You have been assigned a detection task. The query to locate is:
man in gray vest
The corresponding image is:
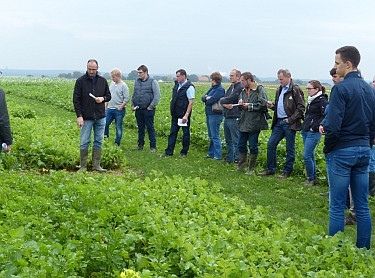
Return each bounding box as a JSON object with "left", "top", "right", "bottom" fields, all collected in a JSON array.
[{"left": 131, "top": 65, "right": 160, "bottom": 152}]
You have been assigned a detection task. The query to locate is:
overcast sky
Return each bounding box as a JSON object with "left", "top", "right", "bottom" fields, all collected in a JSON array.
[{"left": 1, "top": 0, "right": 374, "bottom": 80}]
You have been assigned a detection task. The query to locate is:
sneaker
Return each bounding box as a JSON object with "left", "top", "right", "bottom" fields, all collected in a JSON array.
[
  {"left": 345, "top": 213, "right": 357, "bottom": 225},
  {"left": 320, "top": 192, "right": 329, "bottom": 196},
  {"left": 114, "top": 142, "right": 119, "bottom": 147},
  {"left": 258, "top": 169, "right": 275, "bottom": 176},
  {"left": 202, "top": 155, "right": 213, "bottom": 159},
  {"left": 301, "top": 178, "right": 316, "bottom": 186},
  {"left": 179, "top": 153, "right": 187, "bottom": 158},
  {"left": 234, "top": 159, "right": 239, "bottom": 164},
  {"left": 277, "top": 172, "right": 291, "bottom": 178},
  {"left": 150, "top": 148, "right": 156, "bottom": 153},
  {"left": 213, "top": 157, "right": 221, "bottom": 160},
  {"left": 132, "top": 145, "right": 144, "bottom": 151},
  {"left": 159, "top": 152, "right": 172, "bottom": 157}
]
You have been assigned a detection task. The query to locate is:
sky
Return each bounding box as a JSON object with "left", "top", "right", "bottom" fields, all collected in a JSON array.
[{"left": 1, "top": 0, "right": 375, "bottom": 81}]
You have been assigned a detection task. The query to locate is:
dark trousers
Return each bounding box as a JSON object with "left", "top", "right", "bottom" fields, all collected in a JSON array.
[{"left": 165, "top": 116, "right": 190, "bottom": 155}]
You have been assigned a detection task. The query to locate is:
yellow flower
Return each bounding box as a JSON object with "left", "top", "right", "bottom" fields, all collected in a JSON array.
[{"left": 119, "top": 269, "right": 140, "bottom": 278}]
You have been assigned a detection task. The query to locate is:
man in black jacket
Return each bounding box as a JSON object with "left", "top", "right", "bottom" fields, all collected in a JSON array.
[
  {"left": 220, "top": 69, "right": 243, "bottom": 164},
  {"left": 160, "top": 69, "right": 194, "bottom": 158},
  {"left": 73, "top": 59, "right": 111, "bottom": 172},
  {"left": 0, "top": 88, "right": 12, "bottom": 154}
]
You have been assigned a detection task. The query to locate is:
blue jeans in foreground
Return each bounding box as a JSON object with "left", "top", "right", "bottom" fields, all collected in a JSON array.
[
  {"left": 326, "top": 146, "right": 372, "bottom": 249},
  {"left": 80, "top": 117, "right": 106, "bottom": 150},
  {"left": 104, "top": 108, "right": 126, "bottom": 145},
  {"left": 266, "top": 119, "right": 296, "bottom": 173},
  {"left": 302, "top": 130, "right": 322, "bottom": 180},
  {"left": 223, "top": 118, "right": 239, "bottom": 162},
  {"left": 135, "top": 109, "right": 156, "bottom": 148},
  {"left": 206, "top": 114, "right": 223, "bottom": 159},
  {"left": 238, "top": 131, "right": 261, "bottom": 155},
  {"left": 165, "top": 116, "right": 190, "bottom": 155}
]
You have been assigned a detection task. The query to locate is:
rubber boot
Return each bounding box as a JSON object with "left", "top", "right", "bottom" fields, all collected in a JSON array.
[
  {"left": 77, "top": 149, "right": 88, "bottom": 172},
  {"left": 245, "top": 154, "right": 258, "bottom": 175},
  {"left": 237, "top": 153, "right": 248, "bottom": 171},
  {"left": 92, "top": 148, "right": 107, "bottom": 172},
  {"left": 369, "top": 172, "right": 375, "bottom": 196}
]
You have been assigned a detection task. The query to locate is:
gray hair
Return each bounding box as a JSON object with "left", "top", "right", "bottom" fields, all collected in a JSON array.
[{"left": 277, "top": 68, "right": 291, "bottom": 77}]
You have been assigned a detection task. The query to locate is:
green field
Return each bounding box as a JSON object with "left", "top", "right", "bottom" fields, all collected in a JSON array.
[{"left": 0, "top": 77, "right": 374, "bottom": 277}]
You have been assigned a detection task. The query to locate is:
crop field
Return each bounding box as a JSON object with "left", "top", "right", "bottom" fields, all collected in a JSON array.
[{"left": 0, "top": 77, "right": 374, "bottom": 277}]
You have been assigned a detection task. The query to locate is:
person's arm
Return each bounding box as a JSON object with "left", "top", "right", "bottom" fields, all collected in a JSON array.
[
  {"left": 118, "top": 82, "right": 130, "bottom": 110},
  {"left": 244, "top": 86, "right": 268, "bottom": 112},
  {"left": 205, "top": 87, "right": 225, "bottom": 105},
  {"left": 288, "top": 86, "right": 305, "bottom": 124},
  {"left": 0, "top": 89, "right": 12, "bottom": 147},
  {"left": 149, "top": 80, "right": 160, "bottom": 109}
]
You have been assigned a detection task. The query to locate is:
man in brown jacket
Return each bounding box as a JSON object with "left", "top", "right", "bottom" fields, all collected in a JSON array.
[{"left": 258, "top": 68, "right": 305, "bottom": 178}]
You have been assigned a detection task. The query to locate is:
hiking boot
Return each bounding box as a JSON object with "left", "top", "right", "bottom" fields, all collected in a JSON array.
[
  {"left": 301, "top": 178, "right": 316, "bottom": 186},
  {"left": 132, "top": 145, "right": 144, "bottom": 151},
  {"left": 277, "top": 172, "right": 291, "bottom": 178},
  {"left": 258, "top": 169, "right": 275, "bottom": 176}
]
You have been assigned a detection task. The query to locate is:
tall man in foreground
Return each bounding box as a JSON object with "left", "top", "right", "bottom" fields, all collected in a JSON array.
[
  {"left": 0, "top": 88, "right": 12, "bottom": 154},
  {"left": 323, "top": 46, "right": 374, "bottom": 249},
  {"left": 160, "top": 69, "right": 195, "bottom": 158},
  {"left": 258, "top": 69, "right": 305, "bottom": 178},
  {"left": 73, "top": 59, "right": 111, "bottom": 172},
  {"left": 131, "top": 65, "right": 160, "bottom": 152},
  {"left": 220, "top": 69, "right": 244, "bottom": 164}
]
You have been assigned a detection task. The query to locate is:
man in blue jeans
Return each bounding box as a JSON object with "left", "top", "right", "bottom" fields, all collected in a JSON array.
[
  {"left": 322, "top": 46, "right": 375, "bottom": 249},
  {"left": 131, "top": 65, "right": 160, "bottom": 152},
  {"left": 258, "top": 69, "right": 305, "bottom": 178},
  {"left": 73, "top": 59, "right": 111, "bottom": 172},
  {"left": 104, "top": 68, "right": 130, "bottom": 147}
]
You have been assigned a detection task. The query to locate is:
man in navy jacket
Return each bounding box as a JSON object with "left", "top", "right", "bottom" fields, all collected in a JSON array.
[{"left": 322, "top": 46, "right": 375, "bottom": 249}]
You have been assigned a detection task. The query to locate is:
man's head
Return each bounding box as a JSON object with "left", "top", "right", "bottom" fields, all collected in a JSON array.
[
  {"left": 176, "top": 69, "right": 187, "bottom": 84},
  {"left": 87, "top": 59, "right": 99, "bottom": 78},
  {"left": 137, "top": 65, "right": 149, "bottom": 81},
  {"left": 334, "top": 46, "right": 360, "bottom": 78},
  {"left": 277, "top": 68, "right": 291, "bottom": 87},
  {"left": 229, "top": 69, "right": 241, "bottom": 84},
  {"left": 372, "top": 75, "right": 375, "bottom": 90},
  {"left": 240, "top": 72, "right": 254, "bottom": 89},
  {"left": 210, "top": 72, "right": 222, "bottom": 85},
  {"left": 110, "top": 68, "right": 122, "bottom": 83},
  {"left": 329, "top": 68, "right": 342, "bottom": 85}
]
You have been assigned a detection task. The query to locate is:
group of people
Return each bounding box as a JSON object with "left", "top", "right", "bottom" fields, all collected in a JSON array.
[{"left": 2, "top": 45, "right": 373, "bottom": 249}]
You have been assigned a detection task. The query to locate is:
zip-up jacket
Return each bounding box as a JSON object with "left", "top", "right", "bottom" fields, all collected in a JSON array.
[
  {"left": 220, "top": 81, "right": 243, "bottom": 119},
  {"left": 170, "top": 80, "right": 194, "bottom": 118},
  {"left": 301, "top": 94, "right": 328, "bottom": 132},
  {"left": 73, "top": 72, "right": 111, "bottom": 120}
]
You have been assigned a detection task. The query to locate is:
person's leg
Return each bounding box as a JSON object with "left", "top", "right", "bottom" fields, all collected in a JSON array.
[
  {"left": 114, "top": 108, "right": 126, "bottom": 145},
  {"left": 104, "top": 109, "right": 115, "bottom": 138},
  {"left": 92, "top": 117, "right": 106, "bottom": 149},
  {"left": 80, "top": 120, "right": 94, "bottom": 150},
  {"left": 283, "top": 121, "right": 296, "bottom": 174},
  {"left": 181, "top": 119, "right": 190, "bottom": 155},
  {"left": 165, "top": 117, "right": 179, "bottom": 155},
  {"left": 237, "top": 132, "right": 248, "bottom": 171},
  {"left": 266, "top": 121, "right": 285, "bottom": 173},
  {"left": 209, "top": 114, "right": 223, "bottom": 159},
  {"left": 302, "top": 131, "right": 321, "bottom": 180},
  {"left": 206, "top": 115, "right": 214, "bottom": 157},
  {"left": 144, "top": 109, "right": 156, "bottom": 149},
  {"left": 248, "top": 131, "right": 260, "bottom": 155},
  {"left": 223, "top": 119, "right": 233, "bottom": 162},
  {"left": 327, "top": 148, "right": 353, "bottom": 238},
  {"left": 135, "top": 109, "right": 145, "bottom": 148},
  {"left": 369, "top": 146, "right": 375, "bottom": 196},
  {"left": 228, "top": 118, "right": 239, "bottom": 162},
  {"left": 350, "top": 146, "right": 371, "bottom": 249}
]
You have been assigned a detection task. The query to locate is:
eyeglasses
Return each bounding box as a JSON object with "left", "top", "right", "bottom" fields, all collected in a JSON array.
[{"left": 306, "top": 88, "right": 315, "bottom": 91}]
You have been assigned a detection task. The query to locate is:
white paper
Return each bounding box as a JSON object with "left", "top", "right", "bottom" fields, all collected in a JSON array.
[
  {"left": 232, "top": 103, "right": 241, "bottom": 107},
  {"left": 178, "top": 118, "right": 188, "bottom": 126},
  {"left": 89, "top": 93, "right": 96, "bottom": 99}
]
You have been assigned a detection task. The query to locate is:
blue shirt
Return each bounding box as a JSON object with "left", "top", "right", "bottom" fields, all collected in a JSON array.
[
  {"left": 277, "top": 84, "right": 289, "bottom": 118},
  {"left": 178, "top": 80, "right": 195, "bottom": 99}
]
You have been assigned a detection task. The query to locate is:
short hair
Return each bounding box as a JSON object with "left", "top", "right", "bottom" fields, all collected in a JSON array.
[
  {"left": 335, "top": 46, "right": 361, "bottom": 69},
  {"left": 137, "top": 65, "right": 148, "bottom": 73},
  {"left": 210, "top": 71, "right": 222, "bottom": 83},
  {"left": 329, "top": 68, "right": 337, "bottom": 76},
  {"left": 176, "top": 69, "right": 187, "bottom": 77},
  {"left": 231, "top": 69, "right": 241, "bottom": 78},
  {"left": 241, "top": 72, "right": 254, "bottom": 82},
  {"left": 87, "top": 59, "right": 98, "bottom": 67},
  {"left": 277, "top": 68, "right": 291, "bottom": 77},
  {"left": 308, "top": 80, "right": 326, "bottom": 94},
  {"left": 111, "top": 68, "right": 122, "bottom": 77}
]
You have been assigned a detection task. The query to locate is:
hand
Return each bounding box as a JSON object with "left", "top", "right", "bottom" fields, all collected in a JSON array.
[
  {"left": 77, "top": 116, "right": 84, "bottom": 128},
  {"left": 95, "top": 97, "right": 104, "bottom": 103},
  {"left": 224, "top": 104, "right": 233, "bottom": 109},
  {"left": 147, "top": 106, "right": 153, "bottom": 110},
  {"left": 206, "top": 96, "right": 211, "bottom": 100},
  {"left": 283, "top": 118, "right": 289, "bottom": 123},
  {"left": 3, "top": 145, "right": 11, "bottom": 153},
  {"left": 319, "top": 125, "right": 326, "bottom": 135},
  {"left": 266, "top": 101, "right": 273, "bottom": 108}
]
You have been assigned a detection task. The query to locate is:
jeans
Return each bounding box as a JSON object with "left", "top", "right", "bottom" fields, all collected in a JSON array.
[
  {"left": 238, "top": 131, "right": 261, "bottom": 155},
  {"left": 370, "top": 146, "right": 375, "bottom": 172},
  {"left": 135, "top": 109, "right": 156, "bottom": 148},
  {"left": 326, "top": 146, "right": 372, "bottom": 249},
  {"left": 104, "top": 108, "right": 126, "bottom": 145},
  {"left": 266, "top": 119, "right": 296, "bottom": 173},
  {"left": 224, "top": 118, "right": 239, "bottom": 162},
  {"left": 206, "top": 114, "right": 223, "bottom": 159},
  {"left": 301, "top": 130, "right": 322, "bottom": 180},
  {"left": 165, "top": 116, "right": 190, "bottom": 155},
  {"left": 80, "top": 117, "right": 106, "bottom": 150}
]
